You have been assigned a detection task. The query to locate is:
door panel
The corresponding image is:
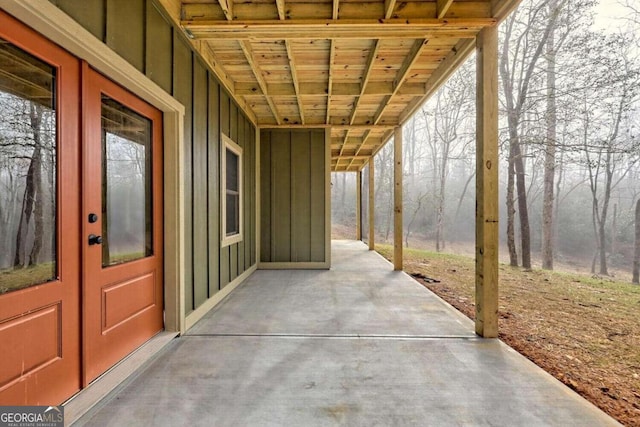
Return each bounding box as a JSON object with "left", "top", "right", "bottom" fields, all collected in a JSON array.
[
  {"left": 0, "top": 11, "right": 81, "bottom": 405},
  {"left": 82, "top": 67, "right": 164, "bottom": 384}
]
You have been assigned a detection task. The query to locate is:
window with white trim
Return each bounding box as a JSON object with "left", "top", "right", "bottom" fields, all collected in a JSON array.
[{"left": 221, "top": 134, "right": 243, "bottom": 246}]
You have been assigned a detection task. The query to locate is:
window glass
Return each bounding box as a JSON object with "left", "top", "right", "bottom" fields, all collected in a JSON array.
[
  {"left": 101, "top": 96, "right": 153, "bottom": 266},
  {"left": 222, "top": 135, "right": 242, "bottom": 245},
  {"left": 0, "top": 37, "right": 57, "bottom": 294},
  {"left": 225, "top": 148, "right": 240, "bottom": 236}
]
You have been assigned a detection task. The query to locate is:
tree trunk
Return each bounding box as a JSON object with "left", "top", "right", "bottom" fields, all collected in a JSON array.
[
  {"left": 542, "top": 22, "right": 556, "bottom": 270},
  {"left": 506, "top": 152, "right": 518, "bottom": 266},
  {"left": 598, "top": 218, "right": 608, "bottom": 275},
  {"left": 28, "top": 105, "right": 44, "bottom": 266},
  {"left": 591, "top": 197, "right": 599, "bottom": 275},
  {"left": 611, "top": 203, "right": 617, "bottom": 259},
  {"left": 453, "top": 171, "right": 475, "bottom": 224},
  {"left": 513, "top": 138, "right": 531, "bottom": 269},
  {"left": 597, "top": 160, "right": 614, "bottom": 276},
  {"left": 14, "top": 148, "right": 39, "bottom": 268},
  {"left": 405, "top": 194, "right": 424, "bottom": 248},
  {"left": 499, "top": 3, "right": 563, "bottom": 270},
  {"left": 633, "top": 200, "right": 640, "bottom": 284}
]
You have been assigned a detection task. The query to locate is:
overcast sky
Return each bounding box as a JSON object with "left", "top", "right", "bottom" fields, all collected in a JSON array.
[{"left": 592, "top": 0, "right": 635, "bottom": 31}]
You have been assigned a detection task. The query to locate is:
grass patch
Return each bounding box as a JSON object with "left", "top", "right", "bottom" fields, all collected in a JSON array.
[
  {"left": 109, "top": 251, "right": 145, "bottom": 265},
  {"left": 376, "top": 244, "right": 640, "bottom": 426},
  {"left": 0, "top": 262, "right": 56, "bottom": 294}
]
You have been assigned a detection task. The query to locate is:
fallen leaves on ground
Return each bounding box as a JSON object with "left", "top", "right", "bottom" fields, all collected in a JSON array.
[{"left": 376, "top": 244, "right": 640, "bottom": 427}]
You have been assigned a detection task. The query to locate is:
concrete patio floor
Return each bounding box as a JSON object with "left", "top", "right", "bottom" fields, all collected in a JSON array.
[{"left": 74, "top": 240, "right": 620, "bottom": 426}]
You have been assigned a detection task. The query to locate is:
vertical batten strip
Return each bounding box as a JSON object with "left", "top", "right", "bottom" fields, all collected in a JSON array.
[
  {"left": 356, "top": 171, "right": 362, "bottom": 240},
  {"left": 393, "top": 126, "right": 403, "bottom": 271},
  {"left": 368, "top": 159, "right": 375, "bottom": 251},
  {"left": 475, "top": 26, "right": 499, "bottom": 338}
]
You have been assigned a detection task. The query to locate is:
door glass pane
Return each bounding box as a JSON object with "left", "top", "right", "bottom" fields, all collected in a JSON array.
[
  {"left": 0, "top": 38, "right": 57, "bottom": 294},
  {"left": 101, "top": 96, "right": 152, "bottom": 267}
]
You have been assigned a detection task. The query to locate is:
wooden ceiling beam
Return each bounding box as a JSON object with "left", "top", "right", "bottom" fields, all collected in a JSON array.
[
  {"left": 326, "top": 40, "right": 336, "bottom": 124},
  {"left": 198, "top": 41, "right": 236, "bottom": 93},
  {"left": 236, "top": 81, "right": 427, "bottom": 97},
  {"left": 384, "top": 0, "right": 397, "bottom": 19},
  {"left": 260, "top": 124, "right": 395, "bottom": 130},
  {"left": 398, "top": 38, "right": 475, "bottom": 124},
  {"left": 437, "top": 0, "right": 455, "bottom": 19},
  {"left": 181, "top": 18, "right": 495, "bottom": 40},
  {"left": 239, "top": 40, "right": 282, "bottom": 125},
  {"left": 182, "top": 2, "right": 495, "bottom": 21},
  {"left": 345, "top": 38, "right": 380, "bottom": 166},
  {"left": 345, "top": 39, "right": 381, "bottom": 169},
  {"left": 349, "top": 39, "right": 381, "bottom": 125},
  {"left": 373, "top": 38, "right": 429, "bottom": 126},
  {"left": 217, "top": 0, "right": 233, "bottom": 21},
  {"left": 285, "top": 41, "right": 305, "bottom": 124},
  {"left": 346, "top": 129, "right": 372, "bottom": 170},
  {"left": 275, "top": 0, "right": 286, "bottom": 20},
  {"left": 338, "top": 155, "right": 374, "bottom": 160},
  {"left": 347, "top": 37, "right": 428, "bottom": 168}
]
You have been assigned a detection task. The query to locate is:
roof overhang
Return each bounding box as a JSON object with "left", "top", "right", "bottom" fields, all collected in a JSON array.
[{"left": 156, "top": 0, "right": 521, "bottom": 171}]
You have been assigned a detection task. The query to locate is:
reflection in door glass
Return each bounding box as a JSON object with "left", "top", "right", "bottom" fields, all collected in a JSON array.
[
  {"left": 0, "top": 38, "right": 56, "bottom": 294},
  {"left": 101, "top": 96, "right": 153, "bottom": 267}
]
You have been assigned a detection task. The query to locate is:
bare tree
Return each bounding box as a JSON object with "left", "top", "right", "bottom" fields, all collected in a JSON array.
[
  {"left": 421, "top": 62, "right": 474, "bottom": 251},
  {"left": 500, "top": 0, "right": 569, "bottom": 269},
  {"left": 577, "top": 32, "right": 640, "bottom": 275},
  {"left": 633, "top": 199, "right": 640, "bottom": 284}
]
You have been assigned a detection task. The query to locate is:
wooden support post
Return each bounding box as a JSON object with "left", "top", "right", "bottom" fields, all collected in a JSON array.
[
  {"left": 475, "top": 26, "right": 499, "bottom": 338},
  {"left": 356, "top": 171, "right": 362, "bottom": 240},
  {"left": 393, "top": 126, "right": 403, "bottom": 271},
  {"left": 368, "top": 159, "right": 375, "bottom": 250}
]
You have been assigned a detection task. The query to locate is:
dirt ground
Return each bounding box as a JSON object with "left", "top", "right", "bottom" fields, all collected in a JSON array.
[{"left": 375, "top": 244, "right": 640, "bottom": 427}]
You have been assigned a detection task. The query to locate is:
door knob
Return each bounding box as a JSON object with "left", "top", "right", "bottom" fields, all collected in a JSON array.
[
  {"left": 88, "top": 234, "right": 103, "bottom": 245},
  {"left": 88, "top": 213, "right": 98, "bottom": 223}
]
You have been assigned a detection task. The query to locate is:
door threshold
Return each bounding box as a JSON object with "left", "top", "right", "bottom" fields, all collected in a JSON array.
[{"left": 63, "top": 331, "right": 178, "bottom": 426}]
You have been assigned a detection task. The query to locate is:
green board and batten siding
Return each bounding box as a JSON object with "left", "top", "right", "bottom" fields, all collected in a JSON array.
[
  {"left": 49, "top": 0, "right": 257, "bottom": 315},
  {"left": 260, "top": 129, "right": 330, "bottom": 268}
]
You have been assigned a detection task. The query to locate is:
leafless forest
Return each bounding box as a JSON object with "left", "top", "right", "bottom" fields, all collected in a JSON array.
[{"left": 332, "top": 0, "right": 640, "bottom": 282}]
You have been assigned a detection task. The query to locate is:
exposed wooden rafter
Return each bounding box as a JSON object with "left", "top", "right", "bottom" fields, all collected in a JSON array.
[
  {"left": 384, "top": 0, "right": 397, "bottom": 18},
  {"left": 261, "top": 124, "right": 395, "bottom": 130},
  {"left": 236, "top": 81, "right": 427, "bottom": 97},
  {"left": 398, "top": 38, "right": 476, "bottom": 124},
  {"left": 285, "top": 41, "right": 305, "bottom": 124},
  {"left": 347, "top": 38, "right": 427, "bottom": 170},
  {"left": 373, "top": 38, "right": 429, "bottom": 126},
  {"left": 239, "top": 40, "right": 282, "bottom": 125},
  {"left": 170, "top": 0, "right": 521, "bottom": 171},
  {"left": 275, "top": 0, "right": 286, "bottom": 20},
  {"left": 349, "top": 40, "right": 381, "bottom": 126},
  {"left": 437, "top": 0, "right": 456, "bottom": 18},
  {"left": 181, "top": 1, "right": 494, "bottom": 21},
  {"left": 326, "top": 41, "right": 336, "bottom": 124},
  {"left": 344, "top": 40, "right": 381, "bottom": 170},
  {"left": 181, "top": 18, "right": 496, "bottom": 40},
  {"left": 217, "top": 0, "right": 233, "bottom": 21},
  {"left": 346, "top": 129, "right": 372, "bottom": 170}
]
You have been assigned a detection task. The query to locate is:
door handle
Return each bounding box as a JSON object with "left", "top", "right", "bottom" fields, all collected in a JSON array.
[{"left": 88, "top": 234, "right": 103, "bottom": 245}]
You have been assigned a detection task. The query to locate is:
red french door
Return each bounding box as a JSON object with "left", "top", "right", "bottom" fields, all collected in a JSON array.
[
  {"left": 0, "top": 11, "right": 82, "bottom": 404},
  {"left": 82, "top": 66, "right": 164, "bottom": 384},
  {"left": 0, "top": 11, "right": 164, "bottom": 404}
]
